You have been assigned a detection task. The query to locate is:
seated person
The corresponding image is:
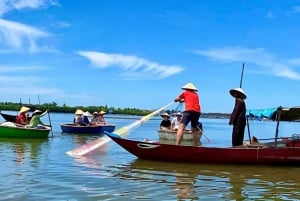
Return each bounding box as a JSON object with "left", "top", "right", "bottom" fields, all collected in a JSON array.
[
  {"left": 82, "top": 111, "right": 92, "bottom": 126},
  {"left": 16, "top": 106, "right": 30, "bottom": 125},
  {"left": 98, "top": 111, "right": 106, "bottom": 124},
  {"left": 171, "top": 112, "right": 182, "bottom": 131},
  {"left": 27, "top": 110, "right": 47, "bottom": 128},
  {"left": 160, "top": 112, "right": 171, "bottom": 131},
  {"left": 74, "top": 109, "right": 85, "bottom": 126},
  {"left": 91, "top": 111, "right": 100, "bottom": 124}
]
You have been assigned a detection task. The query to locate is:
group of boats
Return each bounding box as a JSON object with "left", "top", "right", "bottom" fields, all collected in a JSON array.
[
  {"left": 2, "top": 105, "right": 300, "bottom": 166},
  {"left": 0, "top": 111, "right": 116, "bottom": 138}
]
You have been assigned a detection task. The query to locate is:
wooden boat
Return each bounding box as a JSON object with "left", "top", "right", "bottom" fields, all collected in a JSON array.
[
  {"left": 104, "top": 106, "right": 300, "bottom": 166},
  {"left": 157, "top": 129, "right": 202, "bottom": 141},
  {"left": 0, "top": 122, "right": 50, "bottom": 138},
  {"left": 60, "top": 123, "right": 115, "bottom": 134},
  {"left": 0, "top": 111, "right": 32, "bottom": 122}
]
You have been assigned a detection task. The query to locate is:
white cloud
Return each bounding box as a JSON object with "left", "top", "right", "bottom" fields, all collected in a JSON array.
[
  {"left": 0, "top": 18, "right": 52, "bottom": 52},
  {"left": 293, "top": 6, "right": 300, "bottom": 13},
  {"left": 0, "top": 0, "right": 60, "bottom": 16},
  {"left": 76, "top": 51, "right": 185, "bottom": 80},
  {"left": 194, "top": 46, "right": 300, "bottom": 80},
  {"left": 265, "top": 11, "right": 274, "bottom": 18}
]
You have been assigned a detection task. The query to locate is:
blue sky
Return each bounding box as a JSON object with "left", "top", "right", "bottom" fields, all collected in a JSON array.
[{"left": 1, "top": 0, "right": 300, "bottom": 113}]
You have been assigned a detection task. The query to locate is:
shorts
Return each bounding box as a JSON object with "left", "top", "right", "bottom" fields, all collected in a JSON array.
[{"left": 181, "top": 111, "right": 201, "bottom": 128}]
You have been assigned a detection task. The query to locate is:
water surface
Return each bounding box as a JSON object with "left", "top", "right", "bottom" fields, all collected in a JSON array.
[{"left": 0, "top": 113, "right": 300, "bottom": 200}]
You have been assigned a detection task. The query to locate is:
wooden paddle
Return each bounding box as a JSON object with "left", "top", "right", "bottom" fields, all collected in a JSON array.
[{"left": 66, "top": 101, "right": 175, "bottom": 157}]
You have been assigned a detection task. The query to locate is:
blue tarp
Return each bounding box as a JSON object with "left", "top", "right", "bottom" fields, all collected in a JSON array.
[{"left": 246, "top": 107, "right": 277, "bottom": 119}]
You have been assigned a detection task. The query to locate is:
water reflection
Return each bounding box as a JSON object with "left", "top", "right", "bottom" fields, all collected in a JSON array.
[
  {"left": 111, "top": 159, "right": 300, "bottom": 200},
  {"left": 0, "top": 138, "right": 48, "bottom": 166}
]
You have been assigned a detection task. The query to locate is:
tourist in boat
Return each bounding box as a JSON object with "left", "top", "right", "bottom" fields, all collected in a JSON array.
[
  {"left": 82, "top": 111, "right": 92, "bottom": 125},
  {"left": 229, "top": 87, "right": 247, "bottom": 146},
  {"left": 74, "top": 109, "right": 85, "bottom": 125},
  {"left": 91, "top": 111, "right": 100, "bottom": 124},
  {"left": 27, "top": 110, "right": 48, "bottom": 128},
  {"left": 174, "top": 82, "right": 201, "bottom": 146},
  {"left": 99, "top": 110, "right": 106, "bottom": 124},
  {"left": 171, "top": 112, "right": 182, "bottom": 131},
  {"left": 16, "top": 106, "right": 30, "bottom": 125},
  {"left": 160, "top": 112, "right": 171, "bottom": 131}
]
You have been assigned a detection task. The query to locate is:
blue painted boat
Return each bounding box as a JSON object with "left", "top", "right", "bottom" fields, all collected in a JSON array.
[{"left": 60, "top": 123, "right": 115, "bottom": 134}]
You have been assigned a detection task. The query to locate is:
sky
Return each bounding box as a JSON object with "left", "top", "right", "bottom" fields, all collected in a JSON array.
[{"left": 1, "top": 0, "right": 300, "bottom": 113}]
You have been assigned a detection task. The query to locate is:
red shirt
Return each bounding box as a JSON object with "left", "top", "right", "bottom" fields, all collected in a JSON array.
[
  {"left": 178, "top": 90, "right": 201, "bottom": 112},
  {"left": 16, "top": 113, "right": 28, "bottom": 124}
]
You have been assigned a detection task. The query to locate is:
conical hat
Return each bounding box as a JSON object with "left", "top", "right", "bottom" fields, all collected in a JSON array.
[
  {"left": 19, "top": 106, "right": 30, "bottom": 113},
  {"left": 229, "top": 88, "right": 247, "bottom": 99},
  {"left": 75, "top": 109, "right": 84, "bottom": 115},
  {"left": 181, "top": 83, "right": 198, "bottom": 91},
  {"left": 83, "top": 111, "right": 92, "bottom": 117},
  {"left": 99, "top": 111, "right": 106, "bottom": 115},
  {"left": 32, "top": 109, "right": 42, "bottom": 115}
]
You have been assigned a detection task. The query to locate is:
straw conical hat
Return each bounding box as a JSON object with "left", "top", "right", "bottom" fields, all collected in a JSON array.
[
  {"left": 181, "top": 83, "right": 198, "bottom": 91},
  {"left": 229, "top": 87, "right": 247, "bottom": 99},
  {"left": 99, "top": 111, "right": 106, "bottom": 115},
  {"left": 75, "top": 109, "right": 84, "bottom": 115},
  {"left": 19, "top": 106, "right": 30, "bottom": 113}
]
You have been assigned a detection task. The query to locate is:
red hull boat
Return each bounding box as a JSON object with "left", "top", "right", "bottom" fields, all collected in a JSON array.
[
  {"left": 105, "top": 106, "right": 300, "bottom": 166},
  {"left": 105, "top": 132, "right": 300, "bottom": 165}
]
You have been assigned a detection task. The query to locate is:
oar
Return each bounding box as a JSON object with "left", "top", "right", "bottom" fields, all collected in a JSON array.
[{"left": 66, "top": 101, "right": 175, "bottom": 157}]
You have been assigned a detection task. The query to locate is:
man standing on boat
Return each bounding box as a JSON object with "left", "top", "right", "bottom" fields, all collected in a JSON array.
[
  {"left": 229, "top": 88, "right": 247, "bottom": 146},
  {"left": 174, "top": 83, "right": 201, "bottom": 146}
]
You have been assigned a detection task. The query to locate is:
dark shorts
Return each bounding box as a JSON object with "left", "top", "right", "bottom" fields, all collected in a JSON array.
[{"left": 181, "top": 111, "right": 201, "bottom": 128}]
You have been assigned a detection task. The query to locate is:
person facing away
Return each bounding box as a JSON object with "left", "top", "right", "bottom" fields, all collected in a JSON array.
[
  {"left": 160, "top": 112, "right": 171, "bottom": 131},
  {"left": 16, "top": 106, "right": 30, "bottom": 125},
  {"left": 82, "top": 111, "right": 92, "bottom": 126},
  {"left": 229, "top": 87, "right": 247, "bottom": 146},
  {"left": 174, "top": 82, "right": 201, "bottom": 146},
  {"left": 28, "top": 110, "right": 47, "bottom": 128},
  {"left": 171, "top": 112, "right": 182, "bottom": 131}
]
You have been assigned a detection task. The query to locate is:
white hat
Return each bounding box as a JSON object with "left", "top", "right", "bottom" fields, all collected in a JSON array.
[
  {"left": 230, "top": 88, "right": 247, "bottom": 99},
  {"left": 160, "top": 112, "right": 170, "bottom": 118},
  {"left": 32, "top": 109, "right": 42, "bottom": 115},
  {"left": 175, "top": 112, "right": 182, "bottom": 116},
  {"left": 83, "top": 111, "right": 92, "bottom": 117},
  {"left": 181, "top": 83, "right": 198, "bottom": 91}
]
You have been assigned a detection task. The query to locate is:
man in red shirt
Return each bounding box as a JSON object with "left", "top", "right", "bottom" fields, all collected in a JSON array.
[{"left": 174, "top": 83, "right": 201, "bottom": 146}]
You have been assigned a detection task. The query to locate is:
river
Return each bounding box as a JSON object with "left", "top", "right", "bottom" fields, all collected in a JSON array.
[{"left": 0, "top": 112, "right": 300, "bottom": 200}]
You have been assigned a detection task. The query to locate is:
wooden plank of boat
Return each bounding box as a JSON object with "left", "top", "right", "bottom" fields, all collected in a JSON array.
[
  {"left": 157, "top": 129, "right": 202, "bottom": 141},
  {"left": 60, "top": 123, "right": 115, "bottom": 134},
  {"left": 0, "top": 122, "right": 50, "bottom": 138},
  {"left": 105, "top": 132, "right": 300, "bottom": 165}
]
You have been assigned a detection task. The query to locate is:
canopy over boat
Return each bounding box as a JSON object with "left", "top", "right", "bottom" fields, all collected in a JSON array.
[{"left": 246, "top": 106, "right": 300, "bottom": 121}]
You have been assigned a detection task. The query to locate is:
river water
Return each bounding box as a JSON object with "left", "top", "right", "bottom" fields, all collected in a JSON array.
[{"left": 0, "top": 112, "right": 300, "bottom": 200}]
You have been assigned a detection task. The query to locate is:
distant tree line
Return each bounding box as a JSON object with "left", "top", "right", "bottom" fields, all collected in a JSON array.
[{"left": 0, "top": 101, "right": 230, "bottom": 118}]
